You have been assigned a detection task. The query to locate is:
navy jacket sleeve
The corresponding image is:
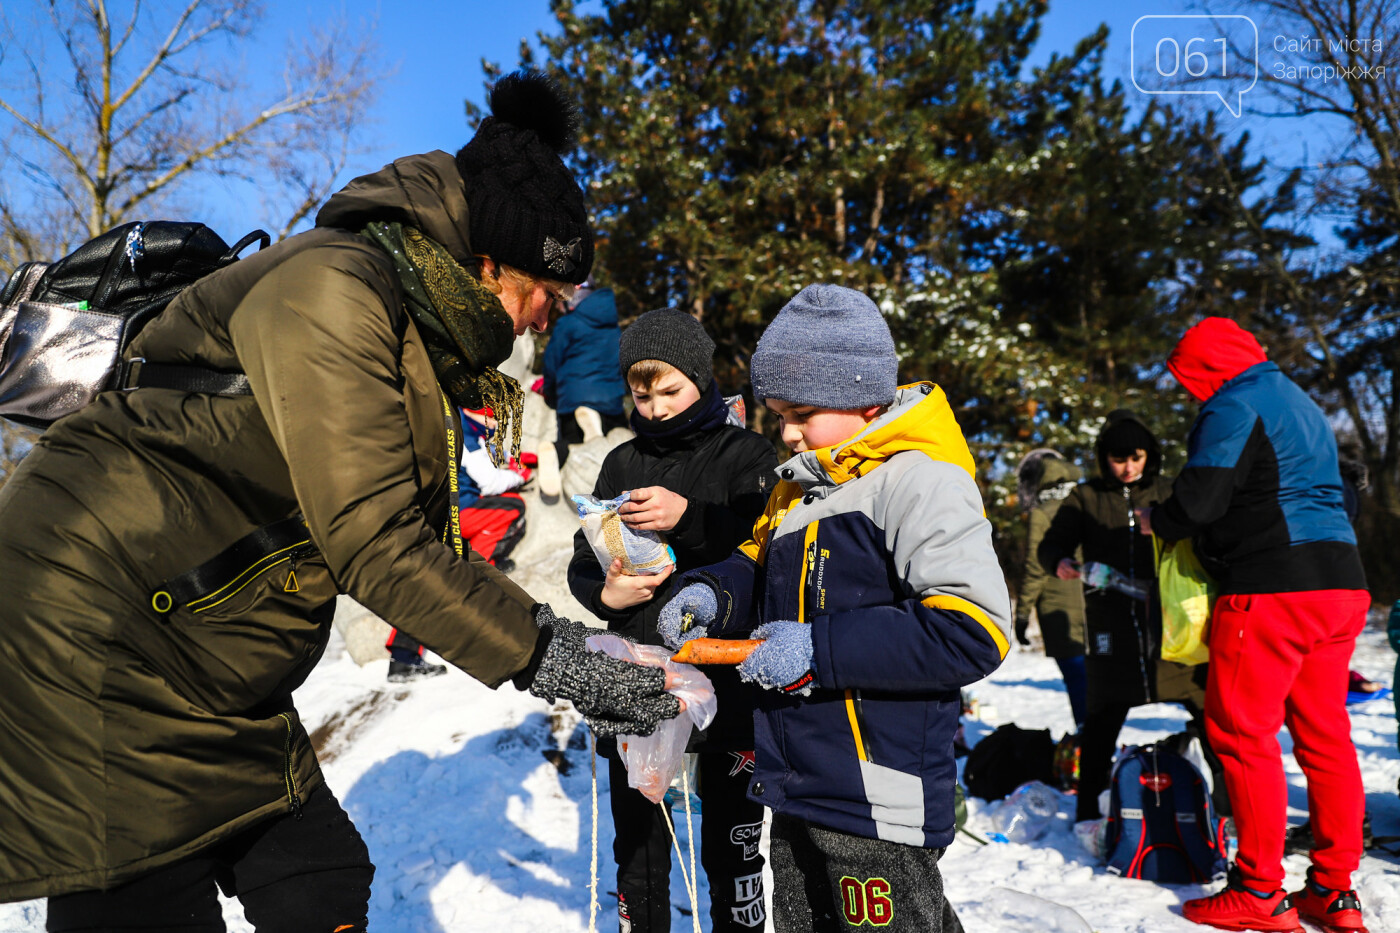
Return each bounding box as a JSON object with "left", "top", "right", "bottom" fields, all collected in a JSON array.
[
  {"left": 808, "top": 457, "right": 1010, "bottom": 693},
  {"left": 672, "top": 550, "right": 763, "bottom": 638},
  {"left": 668, "top": 482, "right": 788, "bottom": 638}
]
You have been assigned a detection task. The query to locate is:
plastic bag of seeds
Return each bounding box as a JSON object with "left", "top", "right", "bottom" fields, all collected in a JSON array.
[{"left": 572, "top": 491, "right": 676, "bottom": 575}]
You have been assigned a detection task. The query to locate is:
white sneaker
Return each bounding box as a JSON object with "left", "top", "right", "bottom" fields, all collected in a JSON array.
[
  {"left": 537, "top": 443, "right": 561, "bottom": 498},
  {"left": 574, "top": 406, "right": 603, "bottom": 442}
]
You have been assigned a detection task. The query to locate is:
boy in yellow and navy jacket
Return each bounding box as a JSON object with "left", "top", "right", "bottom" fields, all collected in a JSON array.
[{"left": 658, "top": 284, "right": 1010, "bottom": 933}]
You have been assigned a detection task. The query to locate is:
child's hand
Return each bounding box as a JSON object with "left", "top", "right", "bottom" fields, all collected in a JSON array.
[
  {"left": 737, "top": 621, "right": 815, "bottom": 695},
  {"left": 657, "top": 583, "right": 718, "bottom": 649},
  {"left": 619, "top": 486, "right": 688, "bottom": 532},
  {"left": 600, "top": 558, "right": 674, "bottom": 610}
]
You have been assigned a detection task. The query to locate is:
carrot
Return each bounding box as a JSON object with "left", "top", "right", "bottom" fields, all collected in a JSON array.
[{"left": 670, "top": 638, "right": 764, "bottom": 665}]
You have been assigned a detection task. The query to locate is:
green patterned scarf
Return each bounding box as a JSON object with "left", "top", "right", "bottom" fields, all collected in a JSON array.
[{"left": 361, "top": 222, "right": 523, "bottom": 464}]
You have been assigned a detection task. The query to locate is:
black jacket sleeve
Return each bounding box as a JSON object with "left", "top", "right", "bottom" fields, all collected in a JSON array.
[
  {"left": 667, "top": 434, "right": 778, "bottom": 564},
  {"left": 1152, "top": 399, "right": 1260, "bottom": 543},
  {"left": 1037, "top": 486, "right": 1086, "bottom": 577}
]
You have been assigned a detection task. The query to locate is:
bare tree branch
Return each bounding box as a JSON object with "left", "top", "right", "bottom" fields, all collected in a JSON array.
[{"left": 0, "top": 0, "right": 381, "bottom": 256}]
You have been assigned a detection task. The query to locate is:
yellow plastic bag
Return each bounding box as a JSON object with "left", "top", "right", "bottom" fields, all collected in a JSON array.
[{"left": 1154, "top": 536, "right": 1215, "bottom": 665}]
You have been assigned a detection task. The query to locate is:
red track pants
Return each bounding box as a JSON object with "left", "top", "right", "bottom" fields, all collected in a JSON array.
[{"left": 1205, "top": 588, "right": 1369, "bottom": 891}]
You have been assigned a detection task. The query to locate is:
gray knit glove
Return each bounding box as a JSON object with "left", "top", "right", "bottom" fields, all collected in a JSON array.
[
  {"left": 657, "top": 582, "right": 719, "bottom": 650},
  {"left": 737, "top": 621, "right": 816, "bottom": 696},
  {"left": 528, "top": 606, "right": 682, "bottom": 738}
]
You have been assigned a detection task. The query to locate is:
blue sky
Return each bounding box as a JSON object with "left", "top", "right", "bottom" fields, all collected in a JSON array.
[{"left": 187, "top": 1, "right": 1353, "bottom": 243}]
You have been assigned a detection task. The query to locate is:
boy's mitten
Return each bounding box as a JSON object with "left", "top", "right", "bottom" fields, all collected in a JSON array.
[
  {"left": 529, "top": 606, "right": 681, "bottom": 737},
  {"left": 657, "top": 582, "right": 718, "bottom": 649},
  {"left": 737, "top": 621, "right": 815, "bottom": 696}
]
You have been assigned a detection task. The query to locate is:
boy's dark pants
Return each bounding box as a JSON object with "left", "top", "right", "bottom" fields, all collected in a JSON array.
[
  {"left": 47, "top": 785, "right": 373, "bottom": 933},
  {"left": 768, "top": 812, "right": 961, "bottom": 933},
  {"left": 610, "top": 750, "right": 766, "bottom": 932},
  {"left": 1075, "top": 661, "right": 1227, "bottom": 822}
]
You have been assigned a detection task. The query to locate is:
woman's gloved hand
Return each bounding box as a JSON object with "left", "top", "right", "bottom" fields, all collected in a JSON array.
[
  {"left": 1014, "top": 614, "right": 1032, "bottom": 647},
  {"left": 657, "top": 582, "right": 718, "bottom": 649},
  {"left": 528, "top": 606, "right": 681, "bottom": 737},
  {"left": 736, "top": 621, "right": 815, "bottom": 696}
]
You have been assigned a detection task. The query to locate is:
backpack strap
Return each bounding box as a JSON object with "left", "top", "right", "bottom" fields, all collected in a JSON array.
[
  {"left": 219, "top": 229, "right": 271, "bottom": 265},
  {"left": 121, "top": 358, "right": 252, "bottom": 396}
]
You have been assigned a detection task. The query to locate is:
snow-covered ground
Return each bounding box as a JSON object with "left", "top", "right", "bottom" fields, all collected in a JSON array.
[{"left": 3, "top": 480, "right": 1398, "bottom": 932}]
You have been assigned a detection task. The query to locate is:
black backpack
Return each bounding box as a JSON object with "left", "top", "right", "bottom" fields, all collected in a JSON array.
[
  {"left": 0, "top": 220, "right": 267, "bottom": 429},
  {"left": 963, "top": 723, "right": 1056, "bottom": 801}
]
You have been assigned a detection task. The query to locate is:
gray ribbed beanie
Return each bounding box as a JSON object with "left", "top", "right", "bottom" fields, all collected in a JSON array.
[
  {"left": 750, "top": 284, "right": 897, "bottom": 408},
  {"left": 618, "top": 308, "right": 715, "bottom": 389}
]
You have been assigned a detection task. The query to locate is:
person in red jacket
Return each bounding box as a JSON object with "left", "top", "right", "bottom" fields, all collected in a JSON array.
[{"left": 1141, "top": 318, "right": 1370, "bottom": 933}]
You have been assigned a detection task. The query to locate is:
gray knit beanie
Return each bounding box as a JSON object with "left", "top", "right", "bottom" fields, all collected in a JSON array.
[
  {"left": 750, "top": 284, "right": 897, "bottom": 408},
  {"left": 618, "top": 308, "right": 715, "bottom": 389}
]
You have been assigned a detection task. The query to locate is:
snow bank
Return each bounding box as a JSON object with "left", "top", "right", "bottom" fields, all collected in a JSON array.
[{"left": 3, "top": 515, "right": 1397, "bottom": 931}]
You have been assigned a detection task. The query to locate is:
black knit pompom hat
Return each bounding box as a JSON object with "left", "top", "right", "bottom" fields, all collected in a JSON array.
[{"left": 455, "top": 70, "right": 594, "bottom": 284}]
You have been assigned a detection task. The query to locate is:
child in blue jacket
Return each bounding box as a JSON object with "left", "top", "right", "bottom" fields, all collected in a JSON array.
[
  {"left": 541, "top": 285, "right": 628, "bottom": 465},
  {"left": 658, "top": 284, "right": 1011, "bottom": 933}
]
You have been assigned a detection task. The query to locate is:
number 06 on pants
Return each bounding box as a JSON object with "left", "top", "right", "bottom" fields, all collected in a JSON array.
[{"left": 840, "top": 876, "right": 894, "bottom": 926}]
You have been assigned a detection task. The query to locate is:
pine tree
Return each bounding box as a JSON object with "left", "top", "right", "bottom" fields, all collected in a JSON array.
[{"left": 496, "top": 0, "right": 1299, "bottom": 564}]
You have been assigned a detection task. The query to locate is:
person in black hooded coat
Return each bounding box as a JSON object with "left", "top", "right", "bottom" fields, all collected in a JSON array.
[
  {"left": 567, "top": 307, "right": 778, "bottom": 933},
  {"left": 1038, "top": 410, "right": 1222, "bottom": 823}
]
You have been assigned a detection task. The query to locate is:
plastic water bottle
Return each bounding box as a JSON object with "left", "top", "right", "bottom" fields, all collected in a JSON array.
[
  {"left": 994, "top": 781, "right": 1060, "bottom": 843},
  {"left": 1081, "top": 561, "right": 1150, "bottom": 601}
]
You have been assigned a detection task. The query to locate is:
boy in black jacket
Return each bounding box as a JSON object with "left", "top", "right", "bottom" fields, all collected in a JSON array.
[{"left": 567, "top": 308, "right": 778, "bottom": 933}]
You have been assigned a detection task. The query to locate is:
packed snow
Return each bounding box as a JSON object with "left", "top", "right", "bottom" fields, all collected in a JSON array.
[{"left": 2, "top": 485, "right": 1398, "bottom": 932}]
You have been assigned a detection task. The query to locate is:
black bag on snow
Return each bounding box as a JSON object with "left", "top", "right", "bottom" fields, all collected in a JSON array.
[
  {"left": 963, "top": 723, "right": 1056, "bottom": 801},
  {"left": 0, "top": 220, "right": 267, "bottom": 429},
  {"left": 1103, "top": 743, "right": 1227, "bottom": 883}
]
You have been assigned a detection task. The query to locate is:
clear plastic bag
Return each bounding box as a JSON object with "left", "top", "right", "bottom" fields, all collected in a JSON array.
[
  {"left": 662, "top": 752, "right": 703, "bottom": 813},
  {"left": 993, "top": 780, "right": 1060, "bottom": 843},
  {"left": 573, "top": 492, "right": 676, "bottom": 575},
  {"left": 586, "top": 633, "right": 717, "bottom": 803}
]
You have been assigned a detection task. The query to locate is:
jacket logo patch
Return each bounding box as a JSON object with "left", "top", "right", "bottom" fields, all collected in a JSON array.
[
  {"left": 1140, "top": 771, "right": 1173, "bottom": 792},
  {"left": 1094, "top": 632, "right": 1112, "bottom": 655},
  {"left": 840, "top": 876, "right": 894, "bottom": 927},
  {"left": 728, "top": 750, "right": 756, "bottom": 777},
  {"left": 730, "top": 821, "right": 763, "bottom": 859},
  {"left": 781, "top": 671, "right": 815, "bottom": 694}
]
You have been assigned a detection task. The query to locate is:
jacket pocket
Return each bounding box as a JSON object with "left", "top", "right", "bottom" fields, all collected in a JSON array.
[
  {"left": 149, "top": 516, "right": 320, "bottom": 617},
  {"left": 145, "top": 517, "right": 337, "bottom": 715},
  {"left": 1206, "top": 593, "right": 1252, "bottom": 659}
]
